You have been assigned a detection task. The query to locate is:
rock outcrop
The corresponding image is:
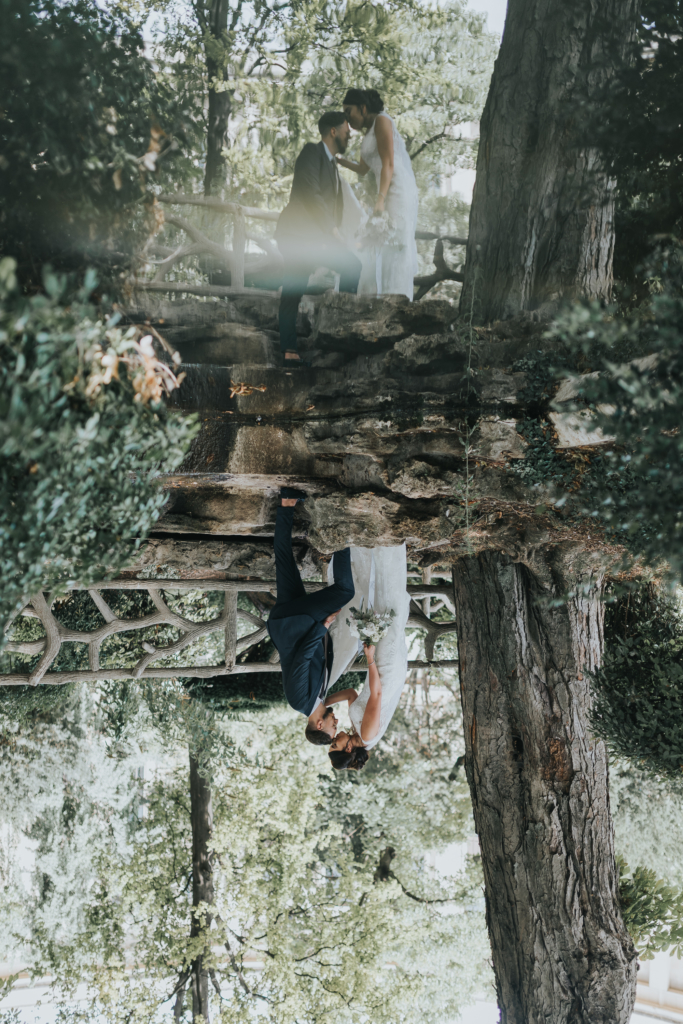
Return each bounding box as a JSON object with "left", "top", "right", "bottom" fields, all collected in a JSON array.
[{"left": 126, "top": 291, "right": 608, "bottom": 562}]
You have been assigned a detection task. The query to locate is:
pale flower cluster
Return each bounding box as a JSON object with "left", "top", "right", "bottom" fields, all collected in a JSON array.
[
  {"left": 81, "top": 326, "right": 185, "bottom": 404},
  {"left": 346, "top": 599, "right": 396, "bottom": 645},
  {"left": 358, "top": 210, "right": 398, "bottom": 250}
]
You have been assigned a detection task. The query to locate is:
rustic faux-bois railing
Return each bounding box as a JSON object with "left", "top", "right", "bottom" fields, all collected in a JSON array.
[
  {"left": 139, "top": 193, "right": 466, "bottom": 301},
  {"left": 2, "top": 578, "right": 458, "bottom": 687}
]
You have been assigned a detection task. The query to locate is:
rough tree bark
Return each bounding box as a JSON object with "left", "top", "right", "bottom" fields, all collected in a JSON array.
[
  {"left": 189, "top": 753, "right": 214, "bottom": 1021},
  {"left": 460, "top": 0, "right": 639, "bottom": 322},
  {"left": 202, "top": 0, "right": 231, "bottom": 196},
  {"left": 452, "top": 549, "right": 637, "bottom": 1024}
]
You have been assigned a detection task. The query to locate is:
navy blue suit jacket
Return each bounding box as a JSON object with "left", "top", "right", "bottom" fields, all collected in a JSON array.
[
  {"left": 267, "top": 614, "right": 335, "bottom": 716},
  {"left": 275, "top": 141, "right": 343, "bottom": 244}
]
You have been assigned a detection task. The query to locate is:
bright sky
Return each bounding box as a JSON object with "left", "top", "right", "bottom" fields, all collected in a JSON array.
[{"left": 466, "top": 0, "right": 508, "bottom": 38}]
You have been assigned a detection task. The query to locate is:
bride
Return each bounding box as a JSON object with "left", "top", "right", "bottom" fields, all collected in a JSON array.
[
  {"left": 337, "top": 88, "right": 419, "bottom": 301},
  {"left": 324, "top": 545, "right": 410, "bottom": 770}
]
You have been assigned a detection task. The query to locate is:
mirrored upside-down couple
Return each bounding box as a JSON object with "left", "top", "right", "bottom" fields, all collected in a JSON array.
[
  {"left": 267, "top": 490, "right": 410, "bottom": 771},
  {"left": 276, "top": 87, "right": 419, "bottom": 364}
]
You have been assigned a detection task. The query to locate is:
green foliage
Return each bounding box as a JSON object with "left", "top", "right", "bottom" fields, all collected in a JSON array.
[
  {"left": 552, "top": 246, "right": 683, "bottom": 577},
  {"left": 0, "top": 686, "right": 138, "bottom": 975},
  {"left": 0, "top": 683, "right": 77, "bottom": 728},
  {"left": 0, "top": 263, "right": 198, "bottom": 645},
  {"left": 9, "top": 699, "right": 488, "bottom": 1024},
  {"left": 618, "top": 857, "right": 683, "bottom": 959},
  {"left": 587, "top": 0, "right": 683, "bottom": 296},
  {"left": 140, "top": 0, "right": 495, "bottom": 200},
  {"left": 611, "top": 759, "right": 683, "bottom": 888},
  {"left": 514, "top": 418, "right": 578, "bottom": 492},
  {"left": 332, "top": 672, "right": 473, "bottom": 856},
  {"left": 0, "top": 0, "right": 186, "bottom": 287},
  {"left": 589, "top": 585, "right": 683, "bottom": 780},
  {"left": 134, "top": 0, "right": 496, "bottom": 296}
]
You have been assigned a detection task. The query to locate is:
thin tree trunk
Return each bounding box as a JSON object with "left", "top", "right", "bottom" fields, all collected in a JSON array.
[
  {"left": 203, "top": 0, "right": 231, "bottom": 197},
  {"left": 460, "top": 0, "right": 639, "bottom": 322},
  {"left": 190, "top": 752, "right": 214, "bottom": 1021},
  {"left": 452, "top": 549, "right": 637, "bottom": 1024}
]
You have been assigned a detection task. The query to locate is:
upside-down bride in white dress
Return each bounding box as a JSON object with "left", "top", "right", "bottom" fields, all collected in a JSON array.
[
  {"left": 323, "top": 545, "right": 410, "bottom": 771},
  {"left": 337, "top": 88, "right": 419, "bottom": 301}
]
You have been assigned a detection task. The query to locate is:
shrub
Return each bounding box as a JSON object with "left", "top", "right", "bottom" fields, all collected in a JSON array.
[
  {"left": 0, "top": 682, "right": 77, "bottom": 729},
  {"left": 589, "top": 585, "right": 683, "bottom": 779},
  {"left": 619, "top": 857, "right": 683, "bottom": 959},
  {"left": 0, "top": 259, "right": 198, "bottom": 646}
]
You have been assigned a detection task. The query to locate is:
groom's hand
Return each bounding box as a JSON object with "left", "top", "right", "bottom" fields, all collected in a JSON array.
[{"left": 323, "top": 610, "right": 341, "bottom": 629}]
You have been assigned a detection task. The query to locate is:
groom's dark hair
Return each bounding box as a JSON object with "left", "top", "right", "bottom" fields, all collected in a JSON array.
[
  {"left": 318, "top": 111, "right": 347, "bottom": 135},
  {"left": 305, "top": 706, "right": 336, "bottom": 746}
]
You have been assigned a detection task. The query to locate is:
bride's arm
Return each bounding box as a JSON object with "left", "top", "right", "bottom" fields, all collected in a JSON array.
[
  {"left": 373, "top": 115, "right": 394, "bottom": 214},
  {"left": 359, "top": 644, "right": 382, "bottom": 742},
  {"left": 336, "top": 155, "right": 370, "bottom": 176},
  {"left": 324, "top": 688, "right": 358, "bottom": 707}
]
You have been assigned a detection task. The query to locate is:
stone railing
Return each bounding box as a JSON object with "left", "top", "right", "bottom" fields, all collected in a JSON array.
[
  {"left": 140, "top": 193, "right": 466, "bottom": 301},
  {"left": 2, "top": 579, "right": 457, "bottom": 687}
]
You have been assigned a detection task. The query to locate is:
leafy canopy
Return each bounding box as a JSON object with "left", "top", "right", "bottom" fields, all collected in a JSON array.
[
  {"left": 133, "top": 0, "right": 496, "bottom": 297},
  {"left": 0, "top": 0, "right": 185, "bottom": 285},
  {"left": 587, "top": 0, "right": 683, "bottom": 296},
  {"left": 1, "top": 692, "right": 491, "bottom": 1024}
]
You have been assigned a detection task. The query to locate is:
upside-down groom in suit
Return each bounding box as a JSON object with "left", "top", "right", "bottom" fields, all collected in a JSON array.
[
  {"left": 267, "top": 489, "right": 355, "bottom": 745},
  {"left": 275, "top": 111, "right": 362, "bottom": 364}
]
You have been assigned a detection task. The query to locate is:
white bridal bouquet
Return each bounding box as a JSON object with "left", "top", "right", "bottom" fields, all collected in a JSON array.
[
  {"left": 346, "top": 599, "right": 396, "bottom": 646},
  {"left": 357, "top": 209, "right": 398, "bottom": 249}
]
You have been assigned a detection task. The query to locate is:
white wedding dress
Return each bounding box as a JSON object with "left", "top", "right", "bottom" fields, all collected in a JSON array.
[
  {"left": 360, "top": 114, "right": 419, "bottom": 300},
  {"left": 328, "top": 545, "right": 410, "bottom": 750}
]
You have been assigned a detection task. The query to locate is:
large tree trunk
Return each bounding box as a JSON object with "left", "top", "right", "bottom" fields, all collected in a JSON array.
[
  {"left": 460, "top": 0, "right": 639, "bottom": 322},
  {"left": 203, "top": 0, "right": 231, "bottom": 197},
  {"left": 452, "top": 549, "right": 637, "bottom": 1024},
  {"left": 190, "top": 753, "right": 214, "bottom": 1021}
]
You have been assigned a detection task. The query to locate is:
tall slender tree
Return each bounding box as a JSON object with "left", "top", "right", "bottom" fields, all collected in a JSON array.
[
  {"left": 187, "top": 755, "right": 214, "bottom": 1020},
  {"left": 199, "top": 0, "right": 231, "bottom": 196}
]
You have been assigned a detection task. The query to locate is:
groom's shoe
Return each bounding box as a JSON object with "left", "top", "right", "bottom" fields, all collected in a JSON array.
[{"left": 280, "top": 487, "right": 307, "bottom": 502}]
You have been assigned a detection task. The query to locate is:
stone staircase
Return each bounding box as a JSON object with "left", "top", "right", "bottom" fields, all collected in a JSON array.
[{"left": 122, "top": 290, "right": 578, "bottom": 563}]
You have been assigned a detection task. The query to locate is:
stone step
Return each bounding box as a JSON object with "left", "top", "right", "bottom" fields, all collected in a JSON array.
[
  {"left": 166, "top": 322, "right": 280, "bottom": 367},
  {"left": 123, "top": 293, "right": 311, "bottom": 337}
]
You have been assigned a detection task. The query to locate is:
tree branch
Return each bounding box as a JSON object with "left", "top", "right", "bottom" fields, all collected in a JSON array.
[
  {"left": 410, "top": 131, "right": 449, "bottom": 161},
  {"left": 414, "top": 239, "right": 464, "bottom": 300}
]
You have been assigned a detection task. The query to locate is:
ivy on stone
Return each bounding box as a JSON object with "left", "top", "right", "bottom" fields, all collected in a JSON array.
[{"left": 589, "top": 584, "right": 683, "bottom": 781}]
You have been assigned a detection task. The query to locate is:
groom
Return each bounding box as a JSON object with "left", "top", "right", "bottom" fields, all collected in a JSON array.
[
  {"left": 267, "top": 490, "right": 355, "bottom": 745},
  {"left": 275, "top": 112, "right": 362, "bottom": 363}
]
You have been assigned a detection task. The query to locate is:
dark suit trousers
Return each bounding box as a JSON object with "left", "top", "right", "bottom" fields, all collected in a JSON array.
[
  {"left": 277, "top": 238, "right": 362, "bottom": 353},
  {"left": 269, "top": 506, "right": 354, "bottom": 622}
]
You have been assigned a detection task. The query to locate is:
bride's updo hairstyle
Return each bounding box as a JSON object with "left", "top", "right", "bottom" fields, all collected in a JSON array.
[
  {"left": 342, "top": 88, "right": 384, "bottom": 114},
  {"left": 329, "top": 746, "right": 369, "bottom": 771}
]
